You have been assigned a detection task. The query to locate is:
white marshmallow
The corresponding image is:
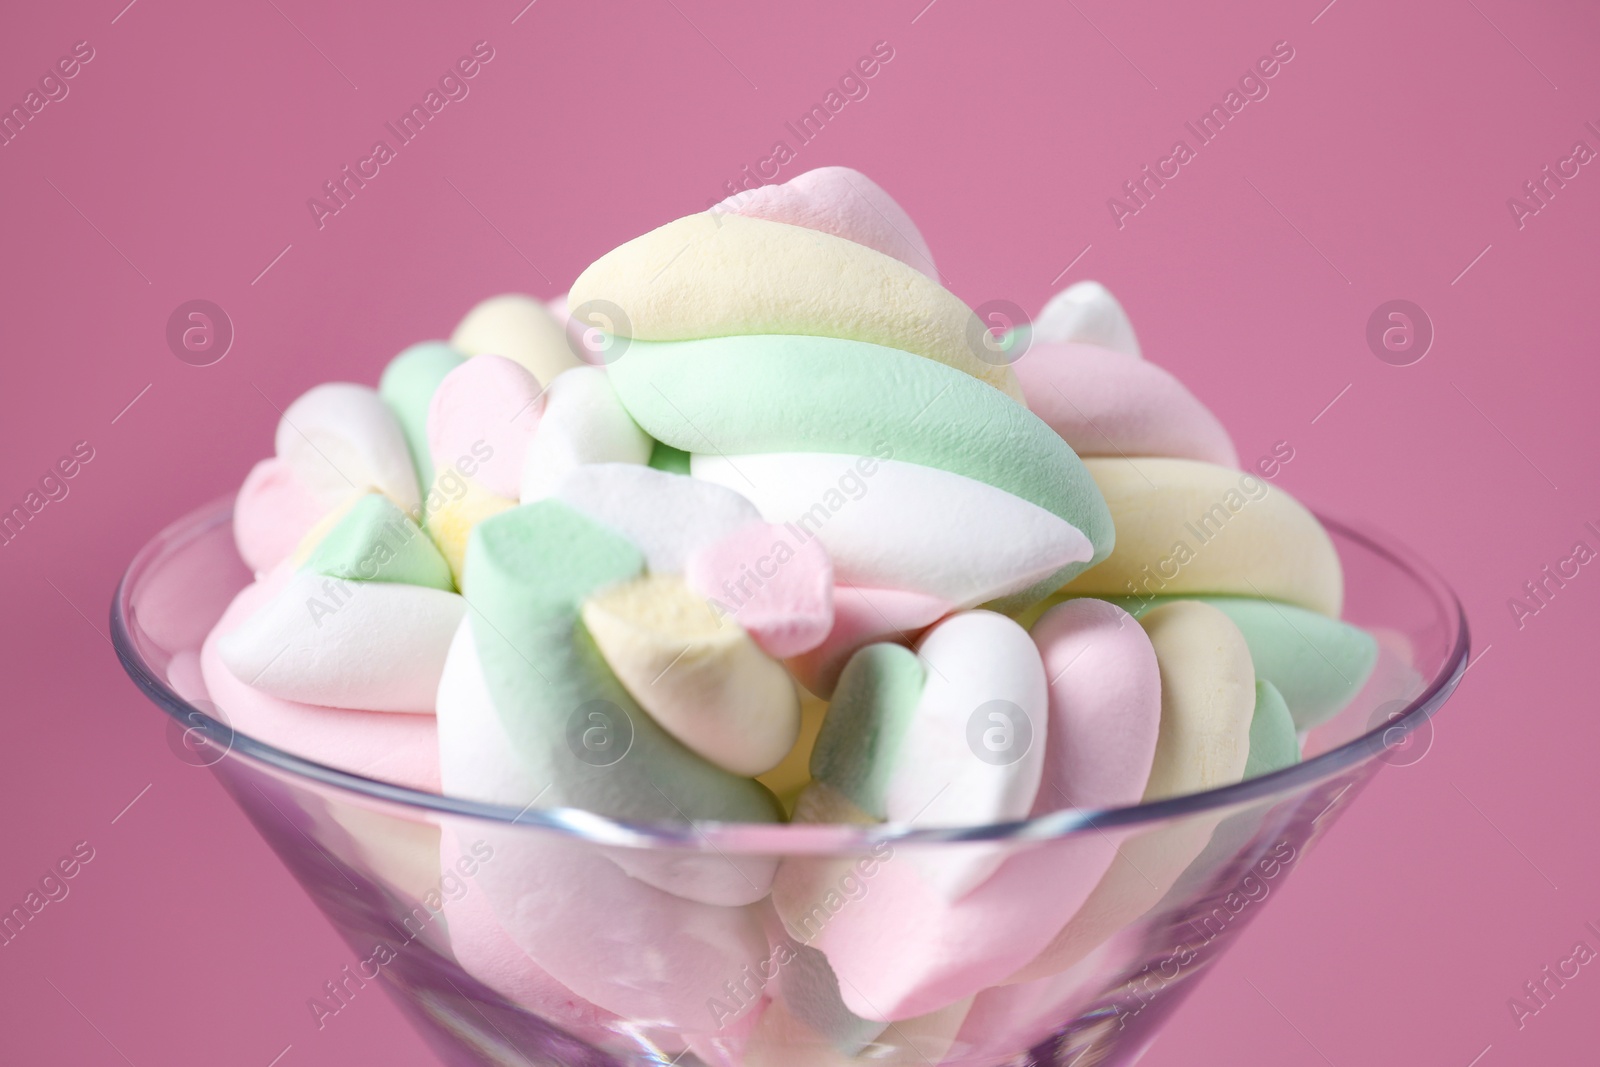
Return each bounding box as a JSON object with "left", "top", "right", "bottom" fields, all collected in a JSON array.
[
  {"left": 691, "top": 453, "right": 1092, "bottom": 608},
  {"left": 275, "top": 383, "right": 421, "bottom": 515},
  {"left": 217, "top": 570, "right": 464, "bottom": 713},
  {"left": 1032, "top": 280, "right": 1142, "bottom": 357},
  {"left": 520, "top": 367, "right": 654, "bottom": 502},
  {"left": 556, "top": 464, "right": 761, "bottom": 574}
]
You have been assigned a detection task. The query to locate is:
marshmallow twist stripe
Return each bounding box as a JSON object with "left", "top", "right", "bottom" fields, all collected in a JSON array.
[
  {"left": 606, "top": 335, "right": 1115, "bottom": 594},
  {"left": 568, "top": 212, "right": 1023, "bottom": 401},
  {"left": 463, "top": 499, "right": 782, "bottom": 824}
]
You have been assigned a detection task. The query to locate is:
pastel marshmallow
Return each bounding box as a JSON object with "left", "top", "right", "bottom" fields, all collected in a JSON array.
[
  {"left": 686, "top": 521, "right": 834, "bottom": 659},
  {"left": 378, "top": 340, "right": 465, "bottom": 490},
  {"left": 519, "top": 367, "right": 654, "bottom": 502},
  {"left": 450, "top": 293, "right": 583, "bottom": 386},
  {"left": 1244, "top": 678, "right": 1300, "bottom": 778},
  {"left": 426, "top": 354, "right": 545, "bottom": 499},
  {"left": 1015, "top": 342, "right": 1238, "bottom": 467},
  {"left": 1061, "top": 457, "right": 1344, "bottom": 616},
  {"left": 692, "top": 452, "right": 1093, "bottom": 609},
  {"left": 460, "top": 500, "right": 782, "bottom": 823},
  {"left": 422, "top": 476, "right": 515, "bottom": 585},
  {"left": 300, "top": 492, "right": 454, "bottom": 591},
  {"left": 199, "top": 566, "right": 440, "bottom": 789},
  {"left": 234, "top": 457, "right": 332, "bottom": 575},
  {"left": 1101, "top": 594, "right": 1378, "bottom": 730},
  {"left": 716, "top": 167, "right": 938, "bottom": 279},
  {"left": 274, "top": 382, "right": 421, "bottom": 516},
  {"left": 567, "top": 212, "right": 1023, "bottom": 401},
  {"left": 786, "top": 586, "right": 951, "bottom": 699},
  {"left": 554, "top": 464, "right": 761, "bottom": 574},
  {"left": 582, "top": 574, "right": 801, "bottom": 777},
  {"left": 217, "top": 570, "right": 465, "bottom": 713},
  {"left": 437, "top": 615, "right": 777, "bottom": 905},
  {"left": 1032, "top": 280, "right": 1141, "bottom": 356},
  {"left": 1005, "top": 600, "right": 1256, "bottom": 982}
]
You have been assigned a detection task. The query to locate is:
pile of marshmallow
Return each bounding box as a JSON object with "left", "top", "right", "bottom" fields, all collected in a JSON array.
[{"left": 199, "top": 167, "right": 1378, "bottom": 1057}]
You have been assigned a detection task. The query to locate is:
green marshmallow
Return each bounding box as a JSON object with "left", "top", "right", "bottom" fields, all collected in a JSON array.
[
  {"left": 301, "top": 493, "right": 454, "bottom": 591},
  {"left": 1087, "top": 595, "right": 1378, "bottom": 731},
  {"left": 464, "top": 500, "right": 782, "bottom": 823},
  {"left": 808, "top": 643, "right": 927, "bottom": 819},
  {"left": 379, "top": 340, "right": 466, "bottom": 490},
  {"left": 647, "top": 439, "right": 692, "bottom": 475},
  {"left": 606, "top": 335, "right": 1115, "bottom": 584},
  {"left": 1244, "top": 679, "right": 1299, "bottom": 778}
]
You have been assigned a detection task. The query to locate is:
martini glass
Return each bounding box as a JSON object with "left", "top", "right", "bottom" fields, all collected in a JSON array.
[{"left": 113, "top": 498, "right": 1465, "bottom": 1066}]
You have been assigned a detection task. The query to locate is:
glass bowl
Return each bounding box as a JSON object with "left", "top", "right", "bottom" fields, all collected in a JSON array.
[{"left": 112, "top": 497, "right": 1466, "bottom": 1067}]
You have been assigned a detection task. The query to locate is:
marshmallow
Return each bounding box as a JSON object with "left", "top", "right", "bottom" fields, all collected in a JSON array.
[
  {"left": 716, "top": 167, "right": 938, "bottom": 279},
  {"left": 1027, "top": 598, "right": 1162, "bottom": 815},
  {"left": 378, "top": 340, "right": 465, "bottom": 490},
  {"left": 568, "top": 212, "right": 1023, "bottom": 400},
  {"left": 606, "top": 336, "right": 1114, "bottom": 588},
  {"left": 437, "top": 615, "right": 777, "bottom": 905},
  {"left": 217, "top": 570, "right": 465, "bottom": 714},
  {"left": 582, "top": 574, "right": 800, "bottom": 777},
  {"left": 692, "top": 452, "right": 1094, "bottom": 610},
  {"left": 274, "top": 382, "right": 421, "bottom": 516},
  {"left": 1061, "top": 457, "right": 1343, "bottom": 616},
  {"left": 301, "top": 492, "right": 453, "bottom": 591},
  {"left": 450, "top": 293, "right": 583, "bottom": 386},
  {"left": 423, "top": 476, "right": 515, "bottom": 585},
  {"left": 519, "top": 367, "right": 655, "bottom": 502},
  {"left": 234, "top": 457, "right": 331, "bottom": 575},
  {"left": 777, "top": 606, "right": 1153, "bottom": 1019},
  {"left": 461, "top": 500, "right": 783, "bottom": 825},
  {"left": 686, "top": 521, "right": 834, "bottom": 659},
  {"left": 1245, "top": 679, "right": 1300, "bottom": 778},
  {"left": 1102, "top": 594, "right": 1377, "bottom": 729},
  {"left": 554, "top": 463, "right": 760, "bottom": 574},
  {"left": 1005, "top": 600, "right": 1256, "bottom": 983},
  {"left": 1032, "top": 280, "right": 1141, "bottom": 356},
  {"left": 426, "top": 354, "right": 545, "bottom": 499},
  {"left": 785, "top": 586, "right": 952, "bottom": 699},
  {"left": 1139, "top": 601, "right": 1257, "bottom": 799},
  {"left": 884, "top": 612, "right": 1049, "bottom": 836},
  {"left": 1016, "top": 342, "right": 1239, "bottom": 467},
  {"left": 199, "top": 567, "right": 440, "bottom": 789}
]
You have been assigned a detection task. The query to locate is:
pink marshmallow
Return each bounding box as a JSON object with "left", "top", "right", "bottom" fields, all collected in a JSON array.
[
  {"left": 716, "top": 167, "right": 938, "bottom": 279},
  {"left": 426, "top": 354, "right": 545, "bottom": 498},
  {"left": 234, "top": 457, "right": 329, "bottom": 575},
  {"left": 1015, "top": 342, "right": 1239, "bottom": 468},
  {"left": 785, "top": 586, "right": 951, "bottom": 698},
  {"left": 1028, "top": 598, "right": 1163, "bottom": 815},
  {"left": 686, "top": 521, "right": 834, "bottom": 659},
  {"left": 198, "top": 564, "right": 441, "bottom": 791}
]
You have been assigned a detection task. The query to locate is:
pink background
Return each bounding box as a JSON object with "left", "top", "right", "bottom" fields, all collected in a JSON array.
[{"left": 1, "top": 0, "right": 1596, "bottom": 1063}]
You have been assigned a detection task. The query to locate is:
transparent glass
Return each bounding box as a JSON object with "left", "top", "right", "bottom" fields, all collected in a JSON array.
[{"left": 113, "top": 499, "right": 1466, "bottom": 1067}]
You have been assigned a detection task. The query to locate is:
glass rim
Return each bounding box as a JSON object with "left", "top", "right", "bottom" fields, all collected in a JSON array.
[{"left": 112, "top": 496, "right": 1468, "bottom": 854}]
